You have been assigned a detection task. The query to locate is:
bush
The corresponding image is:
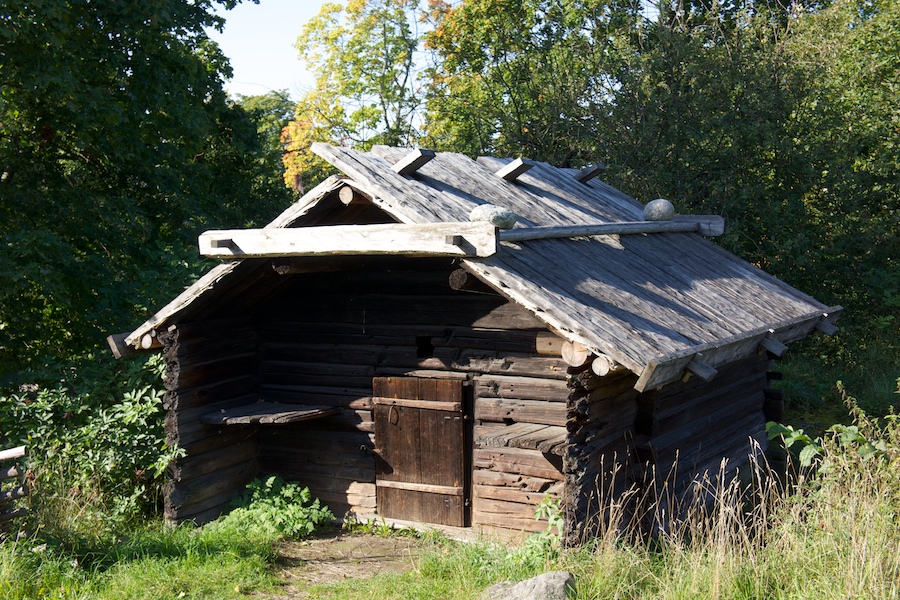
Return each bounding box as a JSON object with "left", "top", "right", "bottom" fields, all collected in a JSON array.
[
  {"left": 207, "top": 476, "right": 335, "bottom": 543},
  {"left": 0, "top": 353, "right": 181, "bottom": 536}
]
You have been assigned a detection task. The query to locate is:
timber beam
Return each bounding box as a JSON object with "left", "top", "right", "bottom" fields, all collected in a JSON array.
[
  {"left": 499, "top": 215, "right": 725, "bottom": 241},
  {"left": 199, "top": 222, "right": 499, "bottom": 259}
]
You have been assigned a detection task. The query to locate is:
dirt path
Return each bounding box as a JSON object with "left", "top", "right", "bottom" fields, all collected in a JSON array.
[{"left": 255, "top": 531, "right": 429, "bottom": 598}]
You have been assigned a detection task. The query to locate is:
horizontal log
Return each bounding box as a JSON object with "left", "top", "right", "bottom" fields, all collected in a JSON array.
[
  {"left": 0, "top": 507, "right": 28, "bottom": 524},
  {"left": 472, "top": 497, "right": 546, "bottom": 520},
  {"left": 475, "top": 423, "right": 567, "bottom": 455},
  {"left": 259, "top": 430, "right": 374, "bottom": 454},
  {"left": 472, "top": 512, "right": 551, "bottom": 534},
  {"left": 168, "top": 440, "right": 258, "bottom": 482},
  {"left": 258, "top": 371, "right": 374, "bottom": 389},
  {"left": 0, "top": 485, "right": 29, "bottom": 505},
  {"left": 162, "top": 316, "right": 256, "bottom": 341},
  {"left": 263, "top": 462, "right": 375, "bottom": 483},
  {"left": 169, "top": 426, "right": 259, "bottom": 458},
  {"left": 338, "top": 184, "right": 373, "bottom": 206},
  {"left": 164, "top": 375, "right": 258, "bottom": 411},
  {"left": 0, "top": 465, "right": 21, "bottom": 480},
  {"left": 448, "top": 268, "right": 495, "bottom": 293},
  {"left": 0, "top": 446, "right": 26, "bottom": 463},
  {"left": 166, "top": 352, "right": 257, "bottom": 392},
  {"left": 561, "top": 341, "right": 590, "bottom": 367},
  {"left": 499, "top": 220, "right": 709, "bottom": 242},
  {"left": 474, "top": 375, "right": 569, "bottom": 401},
  {"left": 168, "top": 335, "right": 258, "bottom": 363},
  {"left": 277, "top": 476, "right": 375, "bottom": 498},
  {"left": 199, "top": 222, "right": 498, "bottom": 259},
  {"left": 475, "top": 397, "right": 567, "bottom": 426},
  {"left": 472, "top": 469, "right": 562, "bottom": 493},
  {"left": 591, "top": 354, "right": 624, "bottom": 377},
  {"left": 474, "top": 448, "right": 565, "bottom": 481},
  {"left": 474, "top": 484, "right": 554, "bottom": 506},
  {"left": 167, "top": 489, "right": 235, "bottom": 525},
  {"left": 260, "top": 390, "right": 372, "bottom": 410},
  {"left": 314, "top": 491, "right": 376, "bottom": 510},
  {"left": 166, "top": 460, "right": 257, "bottom": 509},
  {"left": 259, "top": 449, "right": 374, "bottom": 472}
]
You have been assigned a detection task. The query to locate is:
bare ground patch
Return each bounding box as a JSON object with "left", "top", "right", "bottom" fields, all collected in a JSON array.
[{"left": 254, "top": 531, "right": 429, "bottom": 598}]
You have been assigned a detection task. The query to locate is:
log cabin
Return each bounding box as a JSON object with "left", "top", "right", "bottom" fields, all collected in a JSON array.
[{"left": 109, "top": 145, "right": 840, "bottom": 543}]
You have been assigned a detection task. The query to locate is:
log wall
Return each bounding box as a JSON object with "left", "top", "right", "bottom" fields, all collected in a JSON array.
[
  {"left": 562, "top": 352, "right": 773, "bottom": 542},
  {"left": 252, "top": 264, "right": 569, "bottom": 533},
  {"left": 160, "top": 317, "right": 261, "bottom": 524},
  {"left": 563, "top": 367, "right": 641, "bottom": 544}
]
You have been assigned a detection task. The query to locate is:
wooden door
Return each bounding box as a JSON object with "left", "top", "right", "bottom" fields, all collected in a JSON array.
[{"left": 373, "top": 377, "right": 468, "bottom": 527}]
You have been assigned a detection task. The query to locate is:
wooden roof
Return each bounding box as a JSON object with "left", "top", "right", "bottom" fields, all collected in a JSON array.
[{"left": 113, "top": 144, "right": 840, "bottom": 391}]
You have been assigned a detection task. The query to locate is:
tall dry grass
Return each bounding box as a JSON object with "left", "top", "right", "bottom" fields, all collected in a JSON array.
[{"left": 571, "top": 399, "right": 900, "bottom": 599}]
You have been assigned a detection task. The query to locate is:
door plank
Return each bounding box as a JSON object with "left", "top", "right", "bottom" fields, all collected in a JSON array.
[{"left": 373, "top": 377, "right": 467, "bottom": 526}]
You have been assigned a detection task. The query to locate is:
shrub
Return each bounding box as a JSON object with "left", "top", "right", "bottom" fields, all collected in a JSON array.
[
  {"left": 0, "top": 353, "right": 181, "bottom": 536},
  {"left": 207, "top": 476, "right": 335, "bottom": 543}
]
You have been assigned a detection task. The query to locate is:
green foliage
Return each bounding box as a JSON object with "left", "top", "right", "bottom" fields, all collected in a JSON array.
[
  {"left": 235, "top": 90, "right": 300, "bottom": 204},
  {"left": 0, "top": 354, "right": 179, "bottom": 530},
  {"left": 0, "top": 0, "right": 293, "bottom": 378},
  {"left": 0, "top": 521, "right": 279, "bottom": 600},
  {"left": 283, "top": 0, "right": 425, "bottom": 191},
  {"left": 208, "top": 476, "right": 335, "bottom": 542},
  {"left": 767, "top": 421, "right": 823, "bottom": 467}
]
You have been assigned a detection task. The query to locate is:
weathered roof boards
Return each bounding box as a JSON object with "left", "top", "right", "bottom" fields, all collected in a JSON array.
[
  {"left": 116, "top": 145, "right": 838, "bottom": 390},
  {"left": 111, "top": 145, "right": 840, "bottom": 541}
]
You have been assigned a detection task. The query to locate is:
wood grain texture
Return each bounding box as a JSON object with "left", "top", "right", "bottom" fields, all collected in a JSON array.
[{"left": 199, "top": 222, "right": 498, "bottom": 259}]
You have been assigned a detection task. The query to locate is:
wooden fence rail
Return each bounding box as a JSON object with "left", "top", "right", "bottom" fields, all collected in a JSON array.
[{"left": 0, "top": 445, "right": 29, "bottom": 532}]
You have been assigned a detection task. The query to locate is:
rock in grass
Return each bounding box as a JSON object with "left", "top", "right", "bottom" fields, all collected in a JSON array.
[{"left": 480, "top": 571, "right": 576, "bottom": 600}]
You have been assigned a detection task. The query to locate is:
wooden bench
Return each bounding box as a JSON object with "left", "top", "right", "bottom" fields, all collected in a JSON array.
[{"left": 201, "top": 401, "right": 341, "bottom": 426}]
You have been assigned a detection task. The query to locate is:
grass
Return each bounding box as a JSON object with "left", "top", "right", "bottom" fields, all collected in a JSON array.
[
  {"left": 307, "top": 391, "right": 900, "bottom": 600},
  {"left": 0, "top": 521, "right": 281, "bottom": 600},
  {"left": 3, "top": 381, "right": 898, "bottom": 600}
]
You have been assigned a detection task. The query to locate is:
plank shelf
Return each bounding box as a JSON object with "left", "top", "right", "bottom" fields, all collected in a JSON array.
[
  {"left": 475, "top": 423, "right": 568, "bottom": 456},
  {"left": 200, "top": 401, "right": 341, "bottom": 426}
]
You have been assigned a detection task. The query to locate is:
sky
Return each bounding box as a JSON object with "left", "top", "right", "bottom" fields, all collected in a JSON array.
[{"left": 207, "top": 0, "right": 329, "bottom": 100}]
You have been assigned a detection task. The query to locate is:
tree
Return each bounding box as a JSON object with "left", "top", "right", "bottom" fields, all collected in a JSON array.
[
  {"left": 423, "top": 0, "right": 643, "bottom": 166},
  {"left": 0, "top": 0, "right": 279, "bottom": 377},
  {"left": 235, "top": 90, "right": 299, "bottom": 204},
  {"left": 283, "top": 0, "right": 424, "bottom": 192}
]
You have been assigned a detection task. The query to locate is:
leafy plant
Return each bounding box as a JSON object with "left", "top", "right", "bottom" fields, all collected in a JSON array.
[
  {"left": 0, "top": 353, "right": 180, "bottom": 533},
  {"left": 209, "top": 476, "right": 335, "bottom": 542},
  {"left": 766, "top": 422, "right": 824, "bottom": 468}
]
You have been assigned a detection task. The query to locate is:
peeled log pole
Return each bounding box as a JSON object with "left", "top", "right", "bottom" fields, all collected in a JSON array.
[
  {"left": 561, "top": 341, "right": 590, "bottom": 367},
  {"left": 0, "top": 485, "right": 28, "bottom": 506},
  {"left": 561, "top": 342, "right": 624, "bottom": 376},
  {"left": 0, "top": 446, "right": 25, "bottom": 463}
]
